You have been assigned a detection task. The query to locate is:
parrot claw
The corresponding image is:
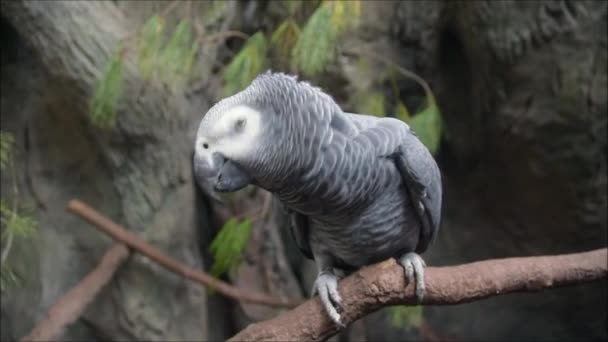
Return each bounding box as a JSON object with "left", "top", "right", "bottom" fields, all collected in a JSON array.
[
  {"left": 398, "top": 252, "right": 427, "bottom": 302},
  {"left": 312, "top": 271, "right": 345, "bottom": 327}
]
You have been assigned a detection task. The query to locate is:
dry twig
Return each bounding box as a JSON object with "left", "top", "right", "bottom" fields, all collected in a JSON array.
[
  {"left": 66, "top": 199, "right": 300, "bottom": 308},
  {"left": 21, "top": 244, "right": 130, "bottom": 342}
]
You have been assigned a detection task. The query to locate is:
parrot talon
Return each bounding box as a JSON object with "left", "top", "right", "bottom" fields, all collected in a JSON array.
[
  {"left": 398, "top": 252, "right": 426, "bottom": 302},
  {"left": 312, "top": 271, "right": 344, "bottom": 327}
]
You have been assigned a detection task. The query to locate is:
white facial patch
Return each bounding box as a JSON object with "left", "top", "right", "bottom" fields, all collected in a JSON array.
[{"left": 209, "top": 105, "right": 262, "bottom": 161}]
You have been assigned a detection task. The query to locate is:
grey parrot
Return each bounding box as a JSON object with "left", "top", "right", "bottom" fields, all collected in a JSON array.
[{"left": 193, "top": 72, "right": 442, "bottom": 326}]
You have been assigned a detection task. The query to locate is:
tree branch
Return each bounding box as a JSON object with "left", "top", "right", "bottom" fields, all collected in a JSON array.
[
  {"left": 66, "top": 199, "right": 300, "bottom": 309},
  {"left": 229, "top": 248, "right": 608, "bottom": 341},
  {"left": 21, "top": 244, "right": 130, "bottom": 342}
]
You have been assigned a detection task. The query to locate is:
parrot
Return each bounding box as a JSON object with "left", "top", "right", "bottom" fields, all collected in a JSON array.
[{"left": 193, "top": 71, "right": 442, "bottom": 326}]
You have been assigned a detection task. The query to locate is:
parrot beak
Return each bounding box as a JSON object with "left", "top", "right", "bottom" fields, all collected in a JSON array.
[
  {"left": 193, "top": 152, "right": 223, "bottom": 189},
  {"left": 193, "top": 152, "right": 252, "bottom": 193},
  {"left": 213, "top": 157, "right": 253, "bottom": 193}
]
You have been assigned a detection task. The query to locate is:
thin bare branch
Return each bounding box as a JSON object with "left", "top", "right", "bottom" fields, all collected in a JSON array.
[
  {"left": 21, "top": 244, "right": 130, "bottom": 342},
  {"left": 66, "top": 199, "right": 300, "bottom": 309},
  {"left": 342, "top": 47, "right": 435, "bottom": 100}
]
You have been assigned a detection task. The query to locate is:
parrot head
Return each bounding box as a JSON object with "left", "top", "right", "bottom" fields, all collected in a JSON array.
[
  {"left": 193, "top": 93, "right": 267, "bottom": 192},
  {"left": 193, "top": 71, "right": 338, "bottom": 193}
]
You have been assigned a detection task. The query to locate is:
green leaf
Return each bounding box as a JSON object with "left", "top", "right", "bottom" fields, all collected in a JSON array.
[
  {"left": 90, "top": 46, "right": 124, "bottom": 129},
  {"left": 409, "top": 95, "right": 442, "bottom": 155},
  {"left": 389, "top": 305, "right": 423, "bottom": 329},
  {"left": 0, "top": 200, "right": 10, "bottom": 222},
  {"left": 6, "top": 213, "right": 37, "bottom": 238},
  {"left": 1, "top": 202, "right": 37, "bottom": 239},
  {"left": 357, "top": 92, "right": 386, "bottom": 117},
  {"left": 285, "top": 0, "right": 302, "bottom": 16},
  {"left": 292, "top": 4, "right": 337, "bottom": 76},
  {"left": 158, "top": 19, "right": 197, "bottom": 90},
  {"left": 328, "top": 0, "right": 361, "bottom": 34},
  {"left": 182, "top": 40, "right": 198, "bottom": 85},
  {"left": 1, "top": 199, "right": 37, "bottom": 292},
  {"left": 209, "top": 218, "right": 237, "bottom": 254},
  {"left": 137, "top": 15, "right": 166, "bottom": 80},
  {"left": 209, "top": 218, "right": 253, "bottom": 277},
  {"left": 395, "top": 101, "right": 411, "bottom": 123},
  {"left": 271, "top": 20, "right": 300, "bottom": 67},
  {"left": 223, "top": 32, "right": 268, "bottom": 96},
  {"left": 0, "top": 264, "right": 18, "bottom": 292},
  {"left": 0, "top": 131, "right": 14, "bottom": 170}
]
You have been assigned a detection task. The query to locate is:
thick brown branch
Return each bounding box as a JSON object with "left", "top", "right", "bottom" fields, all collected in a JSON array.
[
  {"left": 230, "top": 248, "right": 608, "bottom": 341},
  {"left": 66, "top": 199, "right": 300, "bottom": 309},
  {"left": 21, "top": 244, "right": 130, "bottom": 342}
]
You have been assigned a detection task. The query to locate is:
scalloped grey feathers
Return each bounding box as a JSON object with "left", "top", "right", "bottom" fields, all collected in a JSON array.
[{"left": 194, "top": 72, "right": 442, "bottom": 271}]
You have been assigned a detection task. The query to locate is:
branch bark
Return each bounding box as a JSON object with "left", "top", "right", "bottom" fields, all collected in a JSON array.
[
  {"left": 229, "top": 248, "right": 608, "bottom": 341},
  {"left": 66, "top": 199, "right": 300, "bottom": 308},
  {"left": 20, "top": 244, "right": 130, "bottom": 342}
]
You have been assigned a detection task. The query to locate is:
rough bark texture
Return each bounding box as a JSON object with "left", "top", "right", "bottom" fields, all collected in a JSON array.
[
  {"left": 0, "top": 1, "right": 218, "bottom": 340},
  {"left": 386, "top": 1, "right": 608, "bottom": 340},
  {"left": 230, "top": 248, "right": 608, "bottom": 342}
]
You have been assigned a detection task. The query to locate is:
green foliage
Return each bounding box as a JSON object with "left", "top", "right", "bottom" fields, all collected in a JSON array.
[
  {"left": 354, "top": 59, "right": 443, "bottom": 154},
  {"left": 290, "top": 0, "right": 361, "bottom": 76},
  {"left": 137, "top": 15, "right": 166, "bottom": 80},
  {"left": 271, "top": 19, "right": 301, "bottom": 67},
  {"left": 157, "top": 20, "right": 199, "bottom": 90},
  {"left": 0, "top": 131, "right": 38, "bottom": 292},
  {"left": 357, "top": 91, "right": 386, "bottom": 117},
  {"left": 0, "top": 199, "right": 38, "bottom": 292},
  {"left": 327, "top": 0, "right": 361, "bottom": 34},
  {"left": 0, "top": 131, "right": 14, "bottom": 170},
  {"left": 285, "top": 0, "right": 302, "bottom": 16},
  {"left": 408, "top": 95, "right": 442, "bottom": 155},
  {"left": 223, "top": 0, "right": 360, "bottom": 85},
  {"left": 201, "top": 0, "right": 227, "bottom": 29},
  {"left": 389, "top": 305, "right": 423, "bottom": 330},
  {"left": 90, "top": 46, "right": 125, "bottom": 129},
  {"left": 355, "top": 90, "right": 442, "bottom": 154},
  {"left": 0, "top": 201, "right": 10, "bottom": 221},
  {"left": 396, "top": 101, "right": 411, "bottom": 122},
  {"left": 209, "top": 218, "right": 253, "bottom": 277},
  {"left": 223, "top": 32, "right": 268, "bottom": 96},
  {"left": 91, "top": 14, "right": 200, "bottom": 129},
  {"left": 137, "top": 16, "right": 198, "bottom": 91},
  {"left": 291, "top": 4, "right": 336, "bottom": 76},
  {"left": 0, "top": 263, "right": 17, "bottom": 291},
  {"left": 0, "top": 201, "right": 37, "bottom": 240}
]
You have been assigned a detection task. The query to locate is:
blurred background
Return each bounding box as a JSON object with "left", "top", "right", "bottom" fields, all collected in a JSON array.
[{"left": 0, "top": 0, "right": 606, "bottom": 341}]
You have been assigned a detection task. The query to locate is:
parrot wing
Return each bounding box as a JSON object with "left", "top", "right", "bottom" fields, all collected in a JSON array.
[
  {"left": 394, "top": 127, "right": 442, "bottom": 253},
  {"left": 287, "top": 208, "right": 314, "bottom": 260},
  {"left": 344, "top": 113, "right": 442, "bottom": 254}
]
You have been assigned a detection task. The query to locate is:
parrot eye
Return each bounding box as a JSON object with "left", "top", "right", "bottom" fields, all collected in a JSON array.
[
  {"left": 202, "top": 142, "right": 209, "bottom": 149},
  {"left": 235, "top": 118, "right": 246, "bottom": 131}
]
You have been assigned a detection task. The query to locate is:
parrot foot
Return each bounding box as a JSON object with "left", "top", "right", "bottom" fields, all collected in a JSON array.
[
  {"left": 311, "top": 271, "right": 345, "bottom": 327},
  {"left": 398, "top": 252, "right": 427, "bottom": 302}
]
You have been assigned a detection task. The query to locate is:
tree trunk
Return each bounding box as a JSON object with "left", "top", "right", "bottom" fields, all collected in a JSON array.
[
  {"left": 0, "top": 1, "right": 220, "bottom": 340},
  {"left": 389, "top": 1, "right": 608, "bottom": 340}
]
